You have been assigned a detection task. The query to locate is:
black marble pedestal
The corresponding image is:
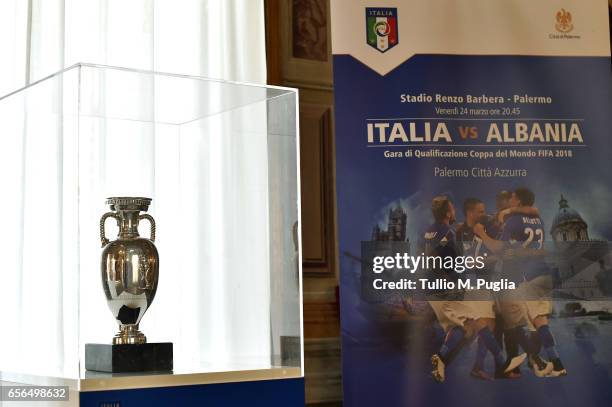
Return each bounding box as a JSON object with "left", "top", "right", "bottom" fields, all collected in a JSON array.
[{"left": 85, "top": 343, "right": 173, "bottom": 373}]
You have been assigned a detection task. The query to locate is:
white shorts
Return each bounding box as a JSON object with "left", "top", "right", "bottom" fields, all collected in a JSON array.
[
  {"left": 520, "top": 275, "right": 553, "bottom": 321},
  {"left": 497, "top": 275, "right": 552, "bottom": 329},
  {"left": 497, "top": 299, "right": 527, "bottom": 329},
  {"left": 429, "top": 298, "right": 495, "bottom": 332}
]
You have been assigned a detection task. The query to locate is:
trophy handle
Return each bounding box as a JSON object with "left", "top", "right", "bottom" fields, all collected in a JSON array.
[
  {"left": 138, "top": 214, "right": 156, "bottom": 242},
  {"left": 100, "top": 212, "right": 119, "bottom": 247}
]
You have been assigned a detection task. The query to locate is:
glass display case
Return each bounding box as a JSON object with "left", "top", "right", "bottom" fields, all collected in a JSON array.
[{"left": 0, "top": 64, "right": 302, "bottom": 405}]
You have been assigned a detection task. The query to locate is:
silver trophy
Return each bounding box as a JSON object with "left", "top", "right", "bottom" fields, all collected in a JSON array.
[{"left": 99, "top": 197, "right": 159, "bottom": 345}]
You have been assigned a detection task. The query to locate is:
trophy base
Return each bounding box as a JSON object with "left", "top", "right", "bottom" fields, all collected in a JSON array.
[{"left": 85, "top": 342, "right": 173, "bottom": 373}]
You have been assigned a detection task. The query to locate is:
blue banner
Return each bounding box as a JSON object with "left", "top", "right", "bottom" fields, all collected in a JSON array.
[{"left": 332, "top": 1, "right": 612, "bottom": 406}]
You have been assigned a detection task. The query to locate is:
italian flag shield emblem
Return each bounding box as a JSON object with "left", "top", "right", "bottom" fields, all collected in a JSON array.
[{"left": 366, "top": 8, "right": 398, "bottom": 53}]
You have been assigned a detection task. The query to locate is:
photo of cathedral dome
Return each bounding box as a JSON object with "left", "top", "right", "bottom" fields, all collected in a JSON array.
[
  {"left": 551, "top": 195, "right": 589, "bottom": 243},
  {"left": 550, "top": 195, "right": 612, "bottom": 301}
]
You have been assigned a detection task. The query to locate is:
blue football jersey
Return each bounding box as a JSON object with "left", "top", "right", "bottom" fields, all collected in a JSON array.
[
  {"left": 423, "top": 222, "right": 459, "bottom": 258},
  {"left": 483, "top": 214, "right": 502, "bottom": 240},
  {"left": 499, "top": 213, "right": 548, "bottom": 281},
  {"left": 457, "top": 223, "right": 489, "bottom": 258},
  {"left": 457, "top": 223, "right": 494, "bottom": 283},
  {"left": 422, "top": 222, "right": 461, "bottom": 295},
  {"left": 500, "top": 214, "right": 545, "bottom": 248}
]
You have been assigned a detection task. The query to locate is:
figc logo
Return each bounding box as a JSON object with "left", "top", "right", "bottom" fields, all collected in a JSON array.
[{"left": 366, "top": 8, "right": 398, "bottom": 53}]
